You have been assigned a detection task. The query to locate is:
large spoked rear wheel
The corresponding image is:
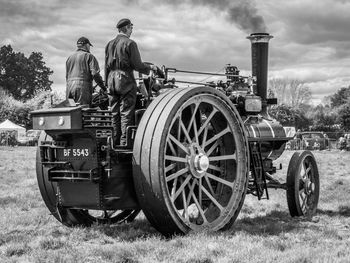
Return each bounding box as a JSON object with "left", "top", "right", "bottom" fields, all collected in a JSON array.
[
  {"left": 286, "top": 151, "right": 320, "bottom": 217},
  {"left": 36, "top": 132, "right": 140, "bottom": 226},
  {"left": 133, "top": 86, "right": 249, "bottom": 236}
]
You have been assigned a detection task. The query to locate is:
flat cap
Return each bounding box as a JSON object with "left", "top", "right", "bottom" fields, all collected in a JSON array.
[
  {"left": 116, "top": 18, "right": 132, "bottom": 29},
  {"left": 77, "top": 37, "right": 93, "bottom": 46}
]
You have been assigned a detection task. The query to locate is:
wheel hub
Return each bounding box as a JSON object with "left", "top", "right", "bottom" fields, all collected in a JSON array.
[
  {"left": 304, "top": 178, "right": 314, "bottom": 195},
  {"left": 194, "top": 154, "right": 209, "bottom": 172},
  {"left": 187, "top": 143, "right": 209, "bottom": 178}
]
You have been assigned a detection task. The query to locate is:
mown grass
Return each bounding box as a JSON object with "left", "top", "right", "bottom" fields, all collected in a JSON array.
[{"left": 0, "top": 147, "right": 350, "bottom": 262}]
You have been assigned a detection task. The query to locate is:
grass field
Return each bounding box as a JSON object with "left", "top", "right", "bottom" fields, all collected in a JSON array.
[{"left": 1, "top": 146, "right": 350, "bottom": 263}]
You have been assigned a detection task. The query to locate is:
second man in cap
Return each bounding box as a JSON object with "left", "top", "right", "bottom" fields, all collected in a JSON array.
[{"left": 66, "top": 37, "right": 106, "bottom": 106}]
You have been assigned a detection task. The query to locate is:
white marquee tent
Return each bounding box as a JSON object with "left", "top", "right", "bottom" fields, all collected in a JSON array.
[{"left": 0, "top": 119, "right": 26, "bottom": 139}]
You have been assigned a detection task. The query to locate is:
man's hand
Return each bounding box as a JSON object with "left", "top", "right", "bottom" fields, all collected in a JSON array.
[
  {"left": 150, "top": 64, "right": 165, "bottom": 78},
  {"left": 150, "top": 64, "right": 158, "bottom": 71}
]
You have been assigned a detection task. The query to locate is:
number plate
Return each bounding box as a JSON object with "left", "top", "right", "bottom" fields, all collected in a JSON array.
[{"left": 59, "top": 148, "right": 90, "bottom": 158}]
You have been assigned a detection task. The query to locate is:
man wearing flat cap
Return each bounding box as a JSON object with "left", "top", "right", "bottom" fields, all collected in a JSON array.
[
  {"left": 105, "top": 18, "right": 158, "bottom": 146},
  {"left": 66, "top": 36, "right": 106, "bottom": 106}
]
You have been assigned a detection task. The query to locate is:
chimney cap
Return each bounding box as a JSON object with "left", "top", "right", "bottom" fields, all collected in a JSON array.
[
  {"left": 250, "top": 33, "right": 270, "bottom": 36},
  {"left": 247, "top": 33, "right": 273, "bottom": 43}
]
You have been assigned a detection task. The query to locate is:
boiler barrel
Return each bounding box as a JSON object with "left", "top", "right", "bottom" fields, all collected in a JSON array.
[{"left": 245, "top": 117, "right": 288, "bottom": 160}]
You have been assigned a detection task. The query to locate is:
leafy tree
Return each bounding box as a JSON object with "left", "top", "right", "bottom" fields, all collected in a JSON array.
[
  {"left": 269, "top": 104, "right": 295, "bottom": 125},
  {"left": 0, "top": 87, "right": 63, "bottom": 129},
  {"left": 307, "top": 104, "right": 338, "bottom": 132},
  {"left": 0, "top": 45, "right": 53, "bottom": 101},
  {"left": 329, "top": 86, "right": 350, "bottom": 108},
  {"left": 269, "top": 78, "right": 312, "bottom": 107},
  {"left": 337, "top": 102, "right": 350, "bottom": 131},
  {"left": 268, "top": 104, "right": 309, "bottom": 130}
]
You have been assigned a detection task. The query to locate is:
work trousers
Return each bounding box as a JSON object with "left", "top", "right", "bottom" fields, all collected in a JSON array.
[
  {"left": 109, "top": 88, "right": 137, "bottom": 146},
  {"left": 66, "top": 79, "right": 93, "bottom": 106}
]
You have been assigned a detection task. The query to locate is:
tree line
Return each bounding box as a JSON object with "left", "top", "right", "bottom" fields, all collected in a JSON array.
[
  {"left": 0, "top": 44, "right": 349, "bottom": 133},
  {"left": 0, "top": 45, "right": 61, "bottom": 129},
  {"left": 268, "top": 78, "right": 350, "bottom": 136}
]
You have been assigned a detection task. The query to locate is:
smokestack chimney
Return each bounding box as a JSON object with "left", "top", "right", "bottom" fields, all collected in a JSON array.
[{"left": 247, "top": 33, "right": 273, "bottom": 114}]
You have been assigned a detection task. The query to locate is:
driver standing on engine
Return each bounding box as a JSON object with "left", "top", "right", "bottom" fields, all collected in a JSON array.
[
  {"left": 105, "top": 18, "right": 158, "bottom": 146},
  {"left": 66, "top": 37, "right": 106, "bottom": 106}
]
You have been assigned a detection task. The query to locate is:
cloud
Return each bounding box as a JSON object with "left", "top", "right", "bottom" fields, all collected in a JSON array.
[
  {"left": 0, "top": 0, "right": 77, "bottom": 30},
  {"left": 149, "top": 0, "right": 267, "bottom": 33},
  {"left": 260, "top": 0, "right": 350, "bottom": 64},
  {"left": 1, "top": 0, "right": 349, "bottom": 105}
]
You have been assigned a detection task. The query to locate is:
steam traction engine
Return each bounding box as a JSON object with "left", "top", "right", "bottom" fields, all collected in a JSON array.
[{"left": 32, "top": 33, "right": 320, "bottom": 236}]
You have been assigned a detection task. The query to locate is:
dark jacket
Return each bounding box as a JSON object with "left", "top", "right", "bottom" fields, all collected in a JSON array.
[
  {"left": 105, "top": 34, "right": 151, "bottom": 93},
  {"left": 66, "top": 48, "right": 102, "bottom": 82},
  {"left": 66, "top": 47, "right": 105, "bottom": 105}
]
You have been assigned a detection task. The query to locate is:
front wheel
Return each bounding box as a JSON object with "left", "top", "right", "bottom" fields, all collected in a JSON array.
[{"left": 286, "top": 151, "right": 320, "bottom": 217}]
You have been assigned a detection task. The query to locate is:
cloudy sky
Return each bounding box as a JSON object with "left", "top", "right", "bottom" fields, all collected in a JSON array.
[{"left": 1, "top": 0, "right": 350, "bottom": 104}]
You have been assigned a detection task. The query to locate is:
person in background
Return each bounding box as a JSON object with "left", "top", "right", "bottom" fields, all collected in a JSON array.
[
  {"left": 295, "top": 129, "right": 302, "bottom": 150},
  {"left": 66, "top": 37, "right": 106, "bottom": 106},
  {"left": 324, "top": 133, "right": 329, "bottom": 150},
  {"left": 338, "top": 135, "right": 346, "bottom": 150},
  {"left": 105, "top": 18, "right": 158, "bottom": 145}
]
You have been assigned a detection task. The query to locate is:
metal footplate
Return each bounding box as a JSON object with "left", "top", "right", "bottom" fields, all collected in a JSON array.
[{"left": 48, "top": 167, "right": 100, "bottom": 182}]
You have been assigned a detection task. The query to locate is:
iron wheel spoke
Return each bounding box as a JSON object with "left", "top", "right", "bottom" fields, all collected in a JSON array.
[
  {"left": 167, "top": 138, "right": 177, "bottom": 156},
  {"left": 199, "top": 177, "right": 202, "bottom": 207},
  {"left": 204, "top": 174, "right": 216, "bottom": 197},
  {"left": 300, "top": 193, "right": 307, "bottom": 210},
  {"left": 201, "top": 186, "right": 224, "bottom": 212},
  {"left": 187, "top": 103, "right": 200, "bottom": 130},
  {"left": 191, "top": 191, "right": 208, "bottom": 224},
  {"left": 206, "top": 140, "right": 220, "bottom": 156},
  {"left": 180, "top": 119, "right": 192, "bottom": 144},
  {"left": 172, "top": 176, "right": 191, "bottom": 201},
  {"left": 209, "top": 154, "right": 235, "bottom": 162},
  {"left": 192, "top": 113, "right": 199, "bottom": 144},
  {"left": 187, "top": 103, "right": 200, "bottom": 141},
  {"left": 181, "top": 188, "right": 189, "bottom": 219},
  {"left": 165, "top": 163, "right": 177, "bottom": 173},
  {"left": 208, "top": 164, "right": 221, "bottom": 172},
  {"left": 201, "top": 126, "right": 209, "bottom": 149},
  {"left": 171, "top": 177, "right": 179, "bottom": 200},
  {"left": 300, "top": 162, "right": 307, "bottom": 180},
  {"left": 166, "top": 167, "right": 189, "bottom": 182},
  {"left": 186, "top": 179, "right": 197, "bottom": 207},
  {"left": 168, "top": 134, "right": 190, "bottom": 155},
  {"left": 206, "top": 172, "right": 234, "bottom": 188},
  {"left": 197, "top": 108, "right": 218, "bottom": 136},
  {"left": 204, "top": 127, "right": 230, "bottom": 147},
  {"left": 165, "top": 155, "right": 187, "bottom": 163},
  {"left": 305, "top": 167, "right": 311, "bottom": 177}
]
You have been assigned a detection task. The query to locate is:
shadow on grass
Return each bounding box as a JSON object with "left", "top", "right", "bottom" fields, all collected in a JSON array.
[
  {"left": 94, "top": 210, "right": 319, "bottom": 240},
  {"left": 226, "top": 210, "right": 310, "bottom": 236},
  {"left": 90, "top": 208, "right": 343, "bottom": 240},
  {"left": 93, "top": 218, "right": 163, "bottom": 241},
  {"left": 317, "top": 206, "right": 350, "bottom": 217}
]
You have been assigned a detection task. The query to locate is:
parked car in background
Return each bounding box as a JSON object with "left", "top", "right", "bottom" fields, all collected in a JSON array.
[
  {"left": 300, "top": 131, "right": 329, "bottom": 150},
  {"left": 17, "top": 130, "right": 41, "bottom": 146}
]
